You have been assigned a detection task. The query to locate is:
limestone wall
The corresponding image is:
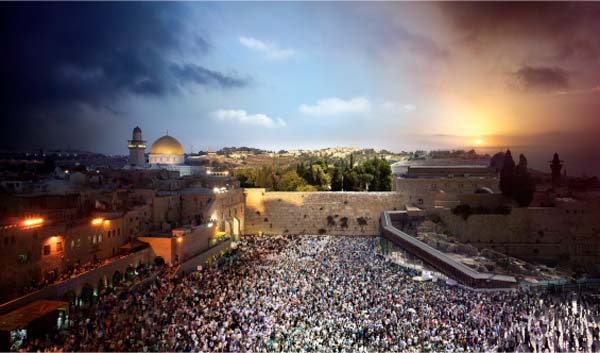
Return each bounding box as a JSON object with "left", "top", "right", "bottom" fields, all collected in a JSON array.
[
  {"left": 243, "top": 189, "right": 404, "bottom": 235},
  {"left": 435, "top": 204, "right": 600, "bottom": 272}
]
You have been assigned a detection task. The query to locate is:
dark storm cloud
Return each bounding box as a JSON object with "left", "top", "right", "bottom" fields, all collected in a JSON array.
[
  {"left": 0, "top": 2, "right": 248, "bottom": 149},
  {"left": 171, "top": 64, "right": 248, "bottom": 90},
  {"left": 439, "top": 2, "right": 600, "bottom": 60},
  {"left": 512, "top": 66, "right": 569, "bottom": 93}
]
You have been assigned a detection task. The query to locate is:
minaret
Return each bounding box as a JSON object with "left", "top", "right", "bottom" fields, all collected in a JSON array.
[
  {"left": 128, "top": 126, "right": 146, "bottom": 167},
  {"left": 549, "top": 152, "right": 563, "bottom": 187}
]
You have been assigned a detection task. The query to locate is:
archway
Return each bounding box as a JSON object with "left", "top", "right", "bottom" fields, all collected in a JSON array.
[
  {"left": 154, "top": 256, "right": 165, "bottom": 266},
  {"left": 97, "top": 277, "right": 106, "bottom": 293},
  {"left": 124, "top": 265, "right": 135, "bottom": 281},
  {"left": 80, "top": 283, "right": 94, "bottom": 305},
  {"left": 112, "top": 270, "right": 122, "bottom": 287},
  {"left": 62, "top": 290, "right": 76, "bottom": 305}
]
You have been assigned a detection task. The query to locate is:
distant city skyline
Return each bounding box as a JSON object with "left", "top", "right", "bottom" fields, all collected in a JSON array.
[{"left": 1, "top": 2, "right": 599, "bottom": 176}]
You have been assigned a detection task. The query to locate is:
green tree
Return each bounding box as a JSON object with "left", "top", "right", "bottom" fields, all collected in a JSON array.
[
  {"left": 297, "top": 184, "right": 318, "bottom": 192},
  {"left": 234, "top": 169, "right": 257, "bottom": 187},
  {"left": 277, "top": 170, "right": 307, "bottom": 191},
  {"left": 357, "top": 172, "right": 374, "bottom": 191},
  {"left": 343, "top": 170, "right": 359, "bottom": 191},
  {"left": 330, "top": 166, "right": 343, "bottom": 191},
  {"left": 355, "top": 157, "right": 392, "bottom": 191},
  {"left": 310, "top": 164, "right": 331, "bottom": 189}
]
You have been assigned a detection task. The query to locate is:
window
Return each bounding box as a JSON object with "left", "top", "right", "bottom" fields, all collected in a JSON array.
[
  {"left": 56, "top": 241, "right": 63, "bottom": 252},
  {"left": 76, "top": 239, "right": 81, "bottom": 249},
  {"left": 43, "top": 245, "right": 51, "bottom": 256},
  {"left": 71, "top": 240, "right": 75, "bottom": 249},
  {"left": 93, "top": 235, "right": 97, "bottom": 244},
  {"left": 98, "top": 234, "right": 103, "bottom": 243}
]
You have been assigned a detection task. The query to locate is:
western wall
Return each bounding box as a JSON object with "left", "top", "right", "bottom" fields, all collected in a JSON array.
[{"left": 243, "top": 189, "right": 405, "bottom": 235}]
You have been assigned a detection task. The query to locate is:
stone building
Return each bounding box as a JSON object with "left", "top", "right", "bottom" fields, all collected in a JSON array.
[
  {"left": 394, "top": 165, "right": 499, "bottom": 209},
  {"left": 0, "top": 169, "right": 245, "bottom": 302}
]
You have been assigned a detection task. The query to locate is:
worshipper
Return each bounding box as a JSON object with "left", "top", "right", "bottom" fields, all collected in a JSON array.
[{"left": 21, "top": 235, "right": 600, "bottom": 352}]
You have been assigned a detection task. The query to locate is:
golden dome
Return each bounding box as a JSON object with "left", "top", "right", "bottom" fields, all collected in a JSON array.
[{"left": 149, "top": 135, "right": 184, "bottom": 155}]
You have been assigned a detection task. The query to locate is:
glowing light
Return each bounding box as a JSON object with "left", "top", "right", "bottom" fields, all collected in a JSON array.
[
  {"left": 177, "top": 237, "right": 183, "bottom": 243},
  {"left": 475, "top": 138, "right": 483, "bottom": 146},
  {"left": 91, "top": 217, "right": 104, "bottom": 226},
  {"left": 207, "top": 222, "right": 214, "bottom": 228},
  {"left": 23, "top": 218, "right": 44, "bottom": 227},
  {"left": 103, "top": 220, "right": 111, "bottom": 226}
]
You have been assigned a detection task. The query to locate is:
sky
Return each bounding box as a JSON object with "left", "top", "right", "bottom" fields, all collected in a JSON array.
[{"left": 1, "top": 2, "right": 599, "bottom": 176}]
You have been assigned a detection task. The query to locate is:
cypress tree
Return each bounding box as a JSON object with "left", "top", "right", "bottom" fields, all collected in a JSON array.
[
  {"left": 514, "top": 154, "right": 535, "bottom": 206},
  {"left": 500, "top": 149, "right": 516, "bottom": 197}
]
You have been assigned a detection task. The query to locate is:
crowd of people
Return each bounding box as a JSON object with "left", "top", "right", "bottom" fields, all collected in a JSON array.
[
  {"left": 22, "top": 235, "right": 600, "bottom": 352},
  {"left": 1, "top": 257, "right": 124, "bottom": 305}
]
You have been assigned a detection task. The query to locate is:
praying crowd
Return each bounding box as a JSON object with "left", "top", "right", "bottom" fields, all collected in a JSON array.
[
  {"left": 22, "top": 235, "right": 600, "bottom": 352},
  {"left": 2, "top": 257, "right": 124, "bottom": 304}
]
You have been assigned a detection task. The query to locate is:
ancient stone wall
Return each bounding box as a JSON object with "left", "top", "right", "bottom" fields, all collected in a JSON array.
[
  {"left": 243, "top": 189, "right": 404, "bottom": 235},
  {"left": 435, "top": 204, "right": 600, "bottom": 272}
]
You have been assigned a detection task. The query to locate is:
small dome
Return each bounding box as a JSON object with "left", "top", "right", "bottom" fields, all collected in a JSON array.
[
  {"left": 133, "top": 126, "right": 141, "bottom": 132},
  {"left": 149, "top": 135, "right": 184, "bottom": 155},
  {"left": 475, "top": 187, "right": 494, "bottom": 194}
]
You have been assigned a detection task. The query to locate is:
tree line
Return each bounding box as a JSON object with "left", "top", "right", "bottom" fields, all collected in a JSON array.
[
  {"left": 234, "top": 154, "right": 392, "bottom": 192},
  {"left": 499, "top": 149, "right": 535, "bottom": 207}
]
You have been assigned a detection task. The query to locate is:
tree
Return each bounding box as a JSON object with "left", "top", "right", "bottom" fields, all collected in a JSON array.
[
  {"left": 356, "top": 157, "right": 392, "bottom": 191},
  {"left": 297, "top": 184, "right": 318, "bottom": 192},
  {"left": 513, "top": 154, "right": 535, "bottom": 207},
  {"left": 500, "top": 149, "right": 516, "bottom": 197},
  {"left": 330, "top": 166, "right": 343, "bottom": 191},
  {"left": 343, "top": 170, "right": 359, "bottom": 191},
  {"left": 277, "top": 171, "right": 307, "bottom": 191},
  {"left": 357, "top": 173, "right": 374, "bottom": 191},
  {"left": 234, "top": 169, "right": 257, "bottom": 187},
  {"left": 305, "top": 164, "right": 331, "bottom": 190}
]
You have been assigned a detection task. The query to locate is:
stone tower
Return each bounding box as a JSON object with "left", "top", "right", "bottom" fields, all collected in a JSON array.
[
  {"left": 128, "top": 126, "right": 146, "bottom": 167},
  {"left": 549, "top": 152, "right": 563, "bottom": 187}
]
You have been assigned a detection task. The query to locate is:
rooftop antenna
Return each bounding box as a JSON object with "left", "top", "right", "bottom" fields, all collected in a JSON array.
[{"left": 166, "top": 129, "right": 169, "bottom": 136}]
